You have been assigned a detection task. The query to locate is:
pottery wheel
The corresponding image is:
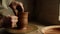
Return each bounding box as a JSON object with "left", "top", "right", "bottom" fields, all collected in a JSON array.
[
  {"left": 41, "top": 25, "right": 60, "bottom": 34},
  {"left": 8, "top": 24, "right": 38, "bottom": 34}
]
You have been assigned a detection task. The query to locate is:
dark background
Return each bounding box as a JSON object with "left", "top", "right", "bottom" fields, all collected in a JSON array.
[
  {"left": 17, "top": 0, "right": 59, "bottom": 25},
  {"left": 0, "top": 0, "right": 59, "bottom": 25},
  {"left": 0, "top": 0, "right": 59, "bottom": 34}
]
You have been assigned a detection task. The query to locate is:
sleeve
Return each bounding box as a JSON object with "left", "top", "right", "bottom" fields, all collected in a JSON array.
[{"left": 2, "top": 0, "right": 13, "bottom": 9}]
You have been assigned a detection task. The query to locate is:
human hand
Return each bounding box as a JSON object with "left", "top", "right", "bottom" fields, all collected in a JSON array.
[
  {"left": 9, "top": 1, "right": 24, "bottom": 15},
  {"left": 8, "top": 15, "right": 18, "bottom": 28},
  {"left": 11, "top": 16, "right": 18, "bottom": 28}
]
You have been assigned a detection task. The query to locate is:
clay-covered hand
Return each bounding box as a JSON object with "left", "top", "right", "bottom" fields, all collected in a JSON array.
[
  {"left": 9, "top": 1, "right": 24, "bottom": 13},
  {"left": 11, "top": 16, "right": 18, "bottom": 28},
  {"left": 8, "top": 15, "right": 18, "bottom": 28}
]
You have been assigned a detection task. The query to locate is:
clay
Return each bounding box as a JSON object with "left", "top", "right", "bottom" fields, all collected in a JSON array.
[{"left": 17, "top": 12, "right": 28, "bottom": 29}]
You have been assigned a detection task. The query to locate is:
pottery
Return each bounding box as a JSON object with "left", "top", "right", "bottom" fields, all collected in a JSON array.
[{"left": 17, "top": 12, "right": 28, "bottom": 29}]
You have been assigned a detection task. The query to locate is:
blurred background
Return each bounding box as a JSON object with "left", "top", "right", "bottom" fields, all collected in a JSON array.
[
  {"left": 16, "top": 0, "right": 59, "bottom": 26},
  {"left": 0, "top": 0, "right": 59, "bottom": 26},
  {"left": 0, "top": 0, "right": 60, "bottom": 34}
]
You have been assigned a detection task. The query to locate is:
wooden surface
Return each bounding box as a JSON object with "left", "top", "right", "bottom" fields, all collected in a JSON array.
[
  {"left": 41, "top": 25, "right": 60, "bottom": 34},
  {"left": 0, "top": 22, "right": 45, "bottom": 34},
  {"left": 8, "top": 24, "right": 38, "bottom": 34}
]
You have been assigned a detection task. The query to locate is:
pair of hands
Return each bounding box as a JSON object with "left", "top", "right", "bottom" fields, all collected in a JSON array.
[
  {"left": 8, "top": 1, "right": 24, "bottom": 27},
  {"left": 9, "top": 1, "right": 22, "bottom": 22}
]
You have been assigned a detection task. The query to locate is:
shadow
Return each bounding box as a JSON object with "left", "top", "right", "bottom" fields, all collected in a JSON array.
[
  {"left": 0, "top": 28, "right": 12, "bottom": 34},
  {"left": 29, "top": 20, "right": 55, "bottom": 26}
]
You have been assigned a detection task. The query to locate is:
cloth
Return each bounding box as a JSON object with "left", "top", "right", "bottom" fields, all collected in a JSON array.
[
  {"left": 2, "top": 0, "right": 13, "bottom": 9},
  {"left": 0, "top": 0, "right": 15, "bottom": 16}
]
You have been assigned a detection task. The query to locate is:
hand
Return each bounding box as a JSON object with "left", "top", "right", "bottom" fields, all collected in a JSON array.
[
  {"left": 9, "top": 1, "right": 24, "bottom": 15},
  {"left": 8, "top": 15, "right": 18, "bottom": 28},
  {"left": 11, "top": 16, "right": 18, "bottom": 28}
]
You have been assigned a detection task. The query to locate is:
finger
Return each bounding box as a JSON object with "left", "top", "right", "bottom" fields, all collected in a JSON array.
[
  {"left": 19, "top": 2, "right": 24, "bottom": 12},
  {"left": 8, "top": 16, "right": 18, "bottom": 19},
  {"left": 16, "top": 2, "right": 24, "bottom": 12},
  {"left": 9, "top": 1, "right": 17, "bottom": 10}
]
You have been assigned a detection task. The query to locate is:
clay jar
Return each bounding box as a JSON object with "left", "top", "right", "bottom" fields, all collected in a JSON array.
[{"left": 17, "top": 12, "right": 28, "bottom": 29}]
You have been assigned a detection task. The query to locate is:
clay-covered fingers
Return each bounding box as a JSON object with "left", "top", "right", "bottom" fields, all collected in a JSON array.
[
  {"left": 10, "top": 16, "right": 18, "bottom": 28},
  {"left": 9, "top": 1, "right": 24, "bottom": 12},
  {"left": 9, "top": 1, "right": 18, "bottom": 10},
  {"left": 10, "top": 16, "right": 18, "bottom": 23},
  {"left": 18, "top": 2, "right": 24, "bottom": 12}
]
